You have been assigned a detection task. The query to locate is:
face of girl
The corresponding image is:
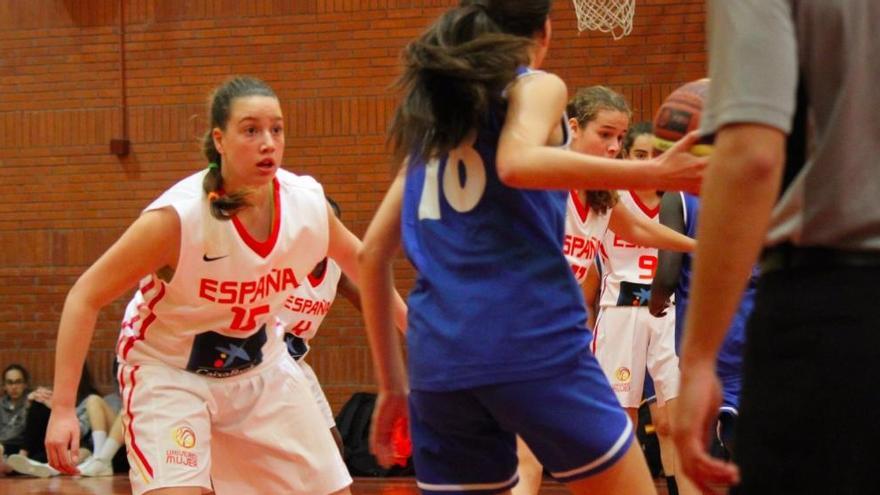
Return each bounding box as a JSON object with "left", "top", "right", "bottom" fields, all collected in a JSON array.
[
  {"left": 213, "top": 95, "right": 285, "bottom": 190},
  {"left": 4, "top": 368, "right": 26, "bottom": 401},
  {"left": 569, "top": 109, "right": 629, "bottom": 158},
  {"left": 627, "top": 133, "right": 654, "bottom": 161}
]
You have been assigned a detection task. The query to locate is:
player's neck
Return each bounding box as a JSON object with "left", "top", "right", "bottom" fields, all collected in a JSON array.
[{"left": 632, "top": 189, "right": 660, "bottom": 206}]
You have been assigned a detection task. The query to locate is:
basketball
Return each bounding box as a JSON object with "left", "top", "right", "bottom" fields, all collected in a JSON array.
[{"left": 652, "top": 78, "right": 714, "bottom": 156}]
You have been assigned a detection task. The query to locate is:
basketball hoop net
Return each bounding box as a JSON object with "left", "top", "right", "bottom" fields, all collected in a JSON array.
[{"left": 572, "top": 0, "right": 635, "bottom": 40}]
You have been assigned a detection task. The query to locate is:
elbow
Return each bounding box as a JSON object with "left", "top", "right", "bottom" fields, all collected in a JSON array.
[{"left": 496, "top": 147, "right": 527, "bottom": 188}]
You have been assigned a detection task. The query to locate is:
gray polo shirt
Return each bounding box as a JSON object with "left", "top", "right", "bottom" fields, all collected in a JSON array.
[{"left": 701, "top": 0, "right": 880, "bottom": 251}]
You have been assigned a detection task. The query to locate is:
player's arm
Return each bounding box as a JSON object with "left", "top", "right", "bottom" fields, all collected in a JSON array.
[
  {"left": 650, "top": 193, "right": 686, "bottom": 317},
  {"left": 359, "top": 168, "right": 409, "bottom": 467},
  {"left": 496, "top": 72, "right": 706, "bottom": 193},
  {"left": 582, "top": 263, "right": 601, "bottom": 330},
  {"left": 336, "top": 273, "right": 362, "bottom": 312},
  {"left": 682, "top": 125, "right": 785, "bottom": 368},
  {"left": 608, "top": 201, "right": 695, "bottom": 253},
  {"left": 48, "top": 207, "right": 180, "bottom": 473},
  {"left": 327, "top": 205, "right": 407, "bottom": 334}
]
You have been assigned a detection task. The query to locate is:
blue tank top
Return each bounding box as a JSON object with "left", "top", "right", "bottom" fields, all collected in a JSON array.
[
  {"left": 674, "top": 192, "right": 757, "bottom": 378},
  {"left": 401, "top": 72, "right": 590, "bottom": 391}
]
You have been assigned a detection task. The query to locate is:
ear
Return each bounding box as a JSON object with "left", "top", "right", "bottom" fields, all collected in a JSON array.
[
  {"left": 568, "top": 117, "right": 581, "bottom": 138},
  {"left": 212, "top": 127, "right": 224, "bottom": 156}
]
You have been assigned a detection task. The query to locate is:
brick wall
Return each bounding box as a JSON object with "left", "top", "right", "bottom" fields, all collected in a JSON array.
[{"left": 0, "top": 0, "right": 706, "bottom": 413}]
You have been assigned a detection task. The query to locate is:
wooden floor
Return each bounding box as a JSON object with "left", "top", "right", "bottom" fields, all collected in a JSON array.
[{"left": 0, "top": 476, "right": 678, "bottom": 494}]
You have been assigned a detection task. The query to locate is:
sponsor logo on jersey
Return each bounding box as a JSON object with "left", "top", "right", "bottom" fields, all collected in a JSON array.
[
  {"left": 198, "top": 267, "right": 300, "bottom": 305},
  {"left": 616, "top": 281, "right": 653, "bottom": 307},
  {"left": 202, "top": 253, "right": 229, "bottom": 262},
  {"left": 186, "top": 325, "right": 267, "bottom": 378},
  {"left": 172, "top": 425, "right": 196, "bottom": 449}
]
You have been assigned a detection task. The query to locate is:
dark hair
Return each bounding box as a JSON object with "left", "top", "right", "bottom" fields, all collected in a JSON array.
[
  {"left": 76, "top": 362, "right": 100, "bottom": 404},
  {"left": 325, "top": 195, "right": 341, "bottom": 219},
  {"left": 202, "top": 76, "right": 278, "bottom": 219},
  {"left": 389, "top": 0, "right": 552, "bottom": 164},
  {"left": 566, "top": 85, "right": 631, "bottom": 127},
  {"left": 3, "top": 363, "right": 29, "bottom": 385},
  {"left": 585, "top": 190, "right": 619, "bottom": 215},
  {"left": 623, "top": 121, "right": 653, "bottom": 156}
]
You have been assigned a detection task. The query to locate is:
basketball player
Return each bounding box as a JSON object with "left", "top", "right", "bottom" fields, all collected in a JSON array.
[
  {"left": 516, "top": 102, "right": 695, "bottom": 495},
  {"left": 358, "top": 2, "right": 706, "bottom": 494},
  {"left": 674, "top": 1, "right": 880, "bottom": 493},
  {"left": 276, "top": 197, "right": 406, "bottom": 452},
  {"left": 43, "top": 76, "right": 377, "bottom": 495}
]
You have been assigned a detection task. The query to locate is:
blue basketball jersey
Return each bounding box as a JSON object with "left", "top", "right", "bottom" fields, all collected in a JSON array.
[
  {"left": 401, "top": 71, "right": 590, "bottom": 392},
  {"left": 674, "top": 192, "right": 757, "bottom": 382}
]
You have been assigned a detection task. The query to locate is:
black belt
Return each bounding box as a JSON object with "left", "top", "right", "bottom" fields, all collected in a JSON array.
[{"left": 761, "top": 244, "right": 880, "bottom": 273}]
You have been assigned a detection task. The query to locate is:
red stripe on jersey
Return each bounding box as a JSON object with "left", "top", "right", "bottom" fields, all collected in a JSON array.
[
  {"left": 628, "top": 191, "right": 659, "bottom": 218},
  {"left": 232, "top": 177, "right": 281, "bottom": 258},
  {"left": 122, "top": 366, "right": 154, "bottom": 478},
  {"left": 569, "top": 190, "right": 590, "bottom": 223},
  {"left": 122, "top": 283, "right": 166, "bottom": 360}
]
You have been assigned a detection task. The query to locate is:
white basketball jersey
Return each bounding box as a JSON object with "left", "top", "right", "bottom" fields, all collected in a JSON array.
[
  {"left": 117, "top": 169, "right": 329, "bottom": 377},
  {"left": 275, "top": 258, "right": 342, "bottom": 361},
  {"left": 564, "top": 190, "right": 611, "bottom": 284},
  {"left": 599, "top": 191, "right": 661, "bottom": 307}
]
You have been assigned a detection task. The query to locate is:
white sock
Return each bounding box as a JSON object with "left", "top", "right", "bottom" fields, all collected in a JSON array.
[
  {"left": 97, "top": 438, "right": 122, "bottom": 462},
  {"left": 91, "top": 431, "right": 107, "bottom": 454}
]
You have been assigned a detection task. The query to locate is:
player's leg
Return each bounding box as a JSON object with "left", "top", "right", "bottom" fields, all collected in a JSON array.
[
  {"left": 512, "top": 436, "right": 543, "bottom": 495},
  {"left": 485, "top": 355, "right": 656, "bottom": 495}
]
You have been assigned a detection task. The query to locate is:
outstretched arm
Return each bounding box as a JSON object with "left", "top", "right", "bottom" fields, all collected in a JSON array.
[
  {"left": 650, "top": 192, "right": 686, "bottom": 317},
  {"left": 608, "top": 201, "right": 695, "bottom": 253},
  {"left": 47, "top": 207, "right": 179, "bottom": 474},
  {"left": 359, "top": 170, "right": 410, "bottom": 468},
  {"left": 496, "top": 72, "right": 706, "bottom": 193}
]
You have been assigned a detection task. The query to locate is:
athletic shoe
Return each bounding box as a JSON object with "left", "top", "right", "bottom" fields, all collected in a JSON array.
[
  {"left": 6, "top": 454, "right": 59, "bottom": 478},
  {"left": 77, "top": 456, "right": 113, "bottom": 477}
]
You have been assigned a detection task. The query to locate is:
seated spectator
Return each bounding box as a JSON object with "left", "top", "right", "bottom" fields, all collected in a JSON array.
[
  {"left": 1, "top": 364, "right": 31, "bottom": 475},
  {"left": 6, "top": 363, "right": 114, "bottom": 478}
]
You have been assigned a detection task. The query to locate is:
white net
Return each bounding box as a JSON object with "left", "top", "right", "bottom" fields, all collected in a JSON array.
[{"left": 572, "top": 0, "right": 636, "bottom": 40}]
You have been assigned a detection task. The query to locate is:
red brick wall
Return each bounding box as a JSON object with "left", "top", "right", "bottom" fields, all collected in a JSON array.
[{"left": 0, "top": 0, "right": 705, "bottom": 413}]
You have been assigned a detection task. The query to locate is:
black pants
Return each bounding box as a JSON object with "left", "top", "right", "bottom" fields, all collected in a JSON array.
[{"left": 732, "top": 265, "right": 880, "bottom": 494}]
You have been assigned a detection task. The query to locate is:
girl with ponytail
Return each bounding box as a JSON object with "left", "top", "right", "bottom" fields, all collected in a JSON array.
[
  {"left": 361, "top": 2, "right": 705, "bottom": 494},
  {"left": 43, "top": 75, "right": 409, "bottom": 495}
]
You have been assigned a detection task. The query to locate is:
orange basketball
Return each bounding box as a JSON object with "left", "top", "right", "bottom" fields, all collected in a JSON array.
[{"left": 652, "top": 78, "right": 713, "bottom": 156}]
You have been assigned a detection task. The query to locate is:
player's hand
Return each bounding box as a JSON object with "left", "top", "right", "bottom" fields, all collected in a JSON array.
[
  {"left": 672, "top": 360, "right": 739, "bottom": 492},
  {"left": 44, "top": 406, "right": 82, "bottom": 475},
  {"left": 655, "top": 130, "right": 708, "bottom": 194},
  {"left": 370, "top": 388, "right": 409, "bottom": 468},
  {"left": 649, "top": 297, "right": 670, "bottom": 317}
]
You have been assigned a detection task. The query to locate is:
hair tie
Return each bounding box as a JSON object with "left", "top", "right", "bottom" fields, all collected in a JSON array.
[
  {"left": 208, "top": 162, "right": 219, "bottom": 170},
  {"left": 207, "top": 192, "right": 221, "bottom": 202}
]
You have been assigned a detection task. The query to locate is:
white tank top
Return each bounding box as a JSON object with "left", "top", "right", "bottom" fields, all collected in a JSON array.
[
  {"left": 598, "top": 191, "right": 662, "bottom": 307},
  {"left": 117, "top": 169, "right": 328, "bottom": 377},
  {"left": 275, "top": 258, "right": 342, "bottom": 360},
  {"left": 563, "top": 191, "right": 611, "bottom": 284}
]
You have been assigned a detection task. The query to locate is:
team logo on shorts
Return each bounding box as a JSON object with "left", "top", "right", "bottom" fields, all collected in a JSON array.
[
  {"left": 615, "top": 367, "right": 632, "bottom": 383},
  {"left": 172, "top": 425, "right": 197, "bottom": 449}
]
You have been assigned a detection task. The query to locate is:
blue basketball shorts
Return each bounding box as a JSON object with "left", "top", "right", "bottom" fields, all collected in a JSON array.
[{"left": 408, "top": 355, "right": 634, "bottom": 494}]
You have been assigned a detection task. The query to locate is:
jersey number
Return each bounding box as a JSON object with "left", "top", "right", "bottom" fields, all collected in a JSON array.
[
  {"left": 638, "top": 255, "right": 657, "bottom": 280},
  {"left": 418, "top": 135, "right": 486, "bottom": 220},
  {"left": 229, "top": 304, "right": 270, "bottom": 332}
]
